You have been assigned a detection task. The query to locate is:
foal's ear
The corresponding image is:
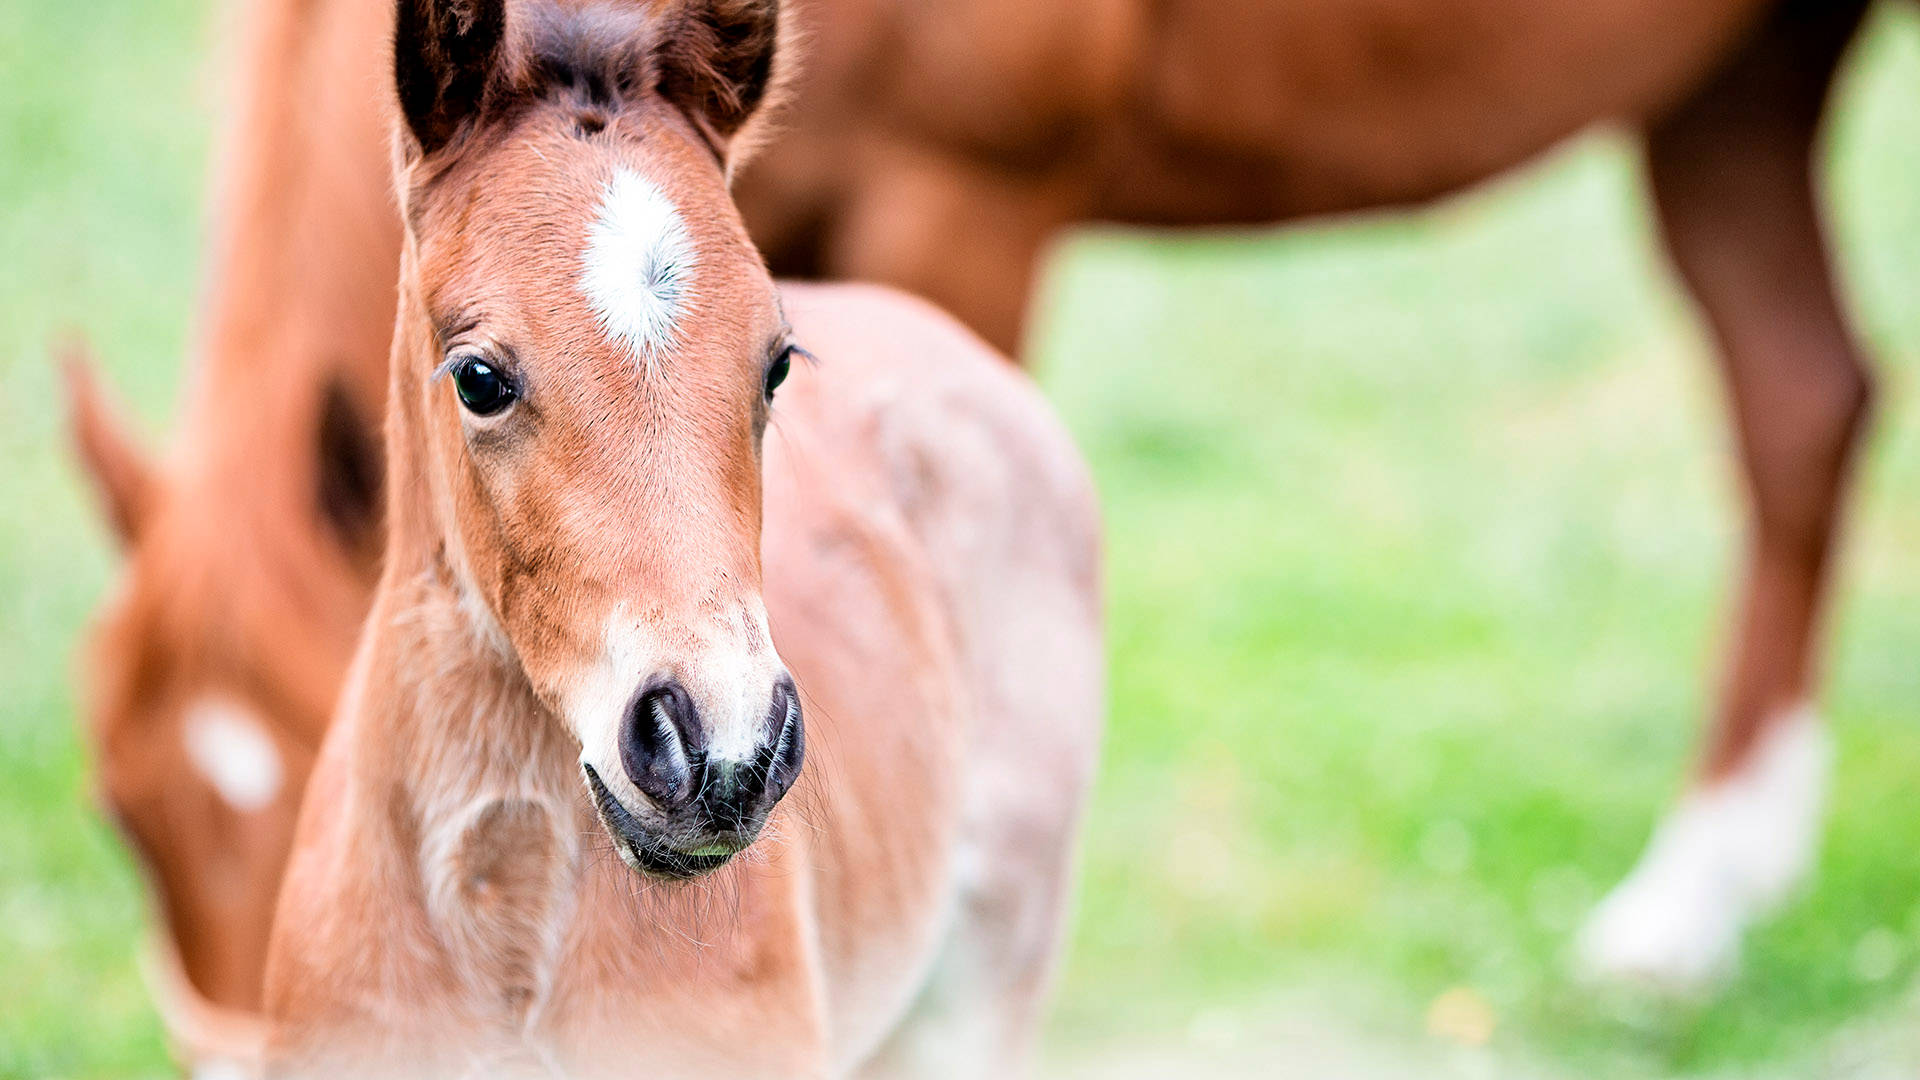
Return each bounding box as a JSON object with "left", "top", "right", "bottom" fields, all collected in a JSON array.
[
  {"left": 656, "top": 0, "right": 781, "bottom": 157},
  {"left": 62, "top": 342, "right": 158, "bottom": 548},
  {"left": 394, "top": 0, "right": 510, "bottom": 155}
]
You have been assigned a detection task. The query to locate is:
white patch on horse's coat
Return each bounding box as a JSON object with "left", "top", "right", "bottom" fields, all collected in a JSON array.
[
  {"left": 580, "top": 167, "right": 695, "bottom": 365},
  {"left": 180, "top": 697, "right": 284, "bottom": 812},
  {"left": 1576, "top": 704, "right": 1830, "bottom": 988},
  {"left": 191, "top": 1060, "right": 250, "bottom": 1080}
]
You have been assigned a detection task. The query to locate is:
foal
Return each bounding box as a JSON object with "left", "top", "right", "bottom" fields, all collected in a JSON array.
[
  {"left": 260, "top": 0, "right": 1101, "bottom": 1075},
  {"left": 73, "top": 0, "right": 1872, "bottom": 1017}
]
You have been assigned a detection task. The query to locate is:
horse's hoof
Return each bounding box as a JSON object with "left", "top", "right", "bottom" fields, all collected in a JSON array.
[
  {"left": 1574, "top": 841, "right": 1743, "bottom": 990},
  {"left": 1573, "top": 706, "right": 1830, "bottom": 990}
]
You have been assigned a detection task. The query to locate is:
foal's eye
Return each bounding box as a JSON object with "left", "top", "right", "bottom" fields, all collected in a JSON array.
[
  {"left": 764, "top": 346, "right": 793, "bottom": 401},
  {"left": 451, "top": 355, "right": 516, "bottom": 416}
]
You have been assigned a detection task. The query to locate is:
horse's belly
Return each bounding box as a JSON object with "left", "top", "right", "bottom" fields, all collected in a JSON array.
[{"left": 1109, "top": 0, "right": 1771, "bottom": 220}]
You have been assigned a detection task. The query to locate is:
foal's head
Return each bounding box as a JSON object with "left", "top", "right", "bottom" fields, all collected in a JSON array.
[{"left": 389, "top": 0, "right": 802, "bottom": 877}]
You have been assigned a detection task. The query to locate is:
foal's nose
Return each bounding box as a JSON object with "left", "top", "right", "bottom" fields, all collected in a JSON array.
[
  {"left": 703, "top": 677, "right": 805, "bottom": 833},
  {"left": 617, "top": 675, "right": 805, "bottom": 829},
  {"left": 619, "top": 678, "right": 704, "bottom": 808}
]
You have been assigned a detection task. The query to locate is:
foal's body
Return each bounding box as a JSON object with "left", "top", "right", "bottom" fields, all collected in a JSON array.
[
  {"left": 259, "top": 0, "right": 1098, "bottom": 1070},
  {"left": 267, "top": 285, "right": 1099, "bottom": 1078}
]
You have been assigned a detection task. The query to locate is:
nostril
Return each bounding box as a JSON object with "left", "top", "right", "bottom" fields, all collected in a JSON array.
[
  {"left": 620, "top": 679, "right": 703, "bottom": 808},
  {"left": 764, "top": 678, "right": 805, "bottom": 802},
  {"left": 693, "top": 681, "right": 804, "bottom": 835}
]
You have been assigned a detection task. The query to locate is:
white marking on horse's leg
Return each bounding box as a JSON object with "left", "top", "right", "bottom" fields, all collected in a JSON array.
[
  {"left": 579, "top": 167, "right": 696, "bottom": 367},
  {"left": 1576, "top": 703, "right": 1830, "bottom": 988},
  {"left": 180, "top": 697, "right": 285, "bottom": 812}
]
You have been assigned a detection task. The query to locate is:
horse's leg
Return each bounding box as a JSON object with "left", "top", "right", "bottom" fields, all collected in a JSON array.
[
  {"left": 1578, "top": 0, "right": 1873, "bottom": 986},
  {"left": 822, "top": 144, "right": 1080, "bottom": 357},
  {"left": 852, "top": 752, "right": 1091, "bottom": 1080}
]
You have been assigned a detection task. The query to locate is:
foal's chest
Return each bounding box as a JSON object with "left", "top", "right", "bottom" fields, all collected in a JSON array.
[
  {"left": 416, "top": 795, "right": 831, "bottom": 1078},
  {"left": 422, "top": 794, "right": 579, "bottom": 1022}
]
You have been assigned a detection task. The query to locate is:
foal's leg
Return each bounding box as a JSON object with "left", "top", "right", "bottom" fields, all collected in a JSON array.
[
  {"left": 852, "top": 604, "right": 1097, "bottom": 1080},
  {"left": 1577, "top": 0, "right": 1873, "bottom": 986}
]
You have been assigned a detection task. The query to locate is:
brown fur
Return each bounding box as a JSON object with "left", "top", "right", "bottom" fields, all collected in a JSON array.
[
  {"left": 256, "top": 2, "right": 1101, "bottom": 1074},
  {"left": 740, "top": 0, "right": 1878, "bottom": 805},
  {"left": 63, "top": 0, "right": 397, "bottom": 1038},
  {"left": 67, "top": 0, "right": 1877, "bottom": 1052},
  {"left": 726, "top": 0, "right": 1880, "bottom": 827}
]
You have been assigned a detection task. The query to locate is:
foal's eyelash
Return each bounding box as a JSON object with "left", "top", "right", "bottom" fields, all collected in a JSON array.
[
  {"left": 432, "top": 342, "right": 513, "bottom": 383},
  {"left": 429, "top": 351, "right": 480, "bottom": 383}
]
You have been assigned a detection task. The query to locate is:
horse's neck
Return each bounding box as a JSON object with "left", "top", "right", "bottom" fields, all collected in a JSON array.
[
  {"left": 343, "top": 563, "right": 590, "bottom": 1020},
  {"left": 187, "top": 0, "right": 396, "bottom": 415}
]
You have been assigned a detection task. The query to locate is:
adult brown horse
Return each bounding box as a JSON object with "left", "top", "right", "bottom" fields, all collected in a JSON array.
[
  {"left": 256, "top": 0, "right": 1101, "bottom": 1074},
  {"left": 66, "top": 0, "right": 1868, "bottom": 1063},
  {"left": 64, "top": 0, "right": 396, "bottom": 1061},
  {"left": 734, "top": 0, "right": 1877, "bottom": 985}
]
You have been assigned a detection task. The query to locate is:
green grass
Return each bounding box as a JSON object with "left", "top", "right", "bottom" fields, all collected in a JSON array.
[
  {"left": 5, "top": 0, "right": 1920, "bottom": 1076},
  {"left": 1034, "top": 9, "right": 1920, "bottom": 1074}
]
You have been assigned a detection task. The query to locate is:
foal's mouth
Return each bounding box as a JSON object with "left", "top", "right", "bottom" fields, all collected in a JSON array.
[{"left": 582, "top": 764, "right": 745, "bottom": 879}]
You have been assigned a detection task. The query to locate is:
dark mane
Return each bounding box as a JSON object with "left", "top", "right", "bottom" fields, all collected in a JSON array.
[
  {"left": 399, "top": 0, "right": 782, "bottom": 169},
  {"left": 513, "top": 3, "right": 660, "bottom": 112},
  {"left": 506, "top": 0, "right": 783, "bottom": 155}
]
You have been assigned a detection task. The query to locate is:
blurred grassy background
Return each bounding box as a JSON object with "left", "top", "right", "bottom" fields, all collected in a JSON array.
[{"left": 4, "top": 0, "right": 1920, "bottom": 1076}]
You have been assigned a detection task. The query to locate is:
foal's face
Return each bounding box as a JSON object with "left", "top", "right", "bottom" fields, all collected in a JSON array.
[{"left": 406, "top": 103, "right": 802, "bottom": 877}]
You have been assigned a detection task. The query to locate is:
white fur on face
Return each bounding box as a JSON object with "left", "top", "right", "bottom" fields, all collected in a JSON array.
[
  {"left": 180, "top": 697, "right": 284, "bottom": 813},
  {"left": 1576, "top": 703, "right": 1830, "bottom": 988},
  {"left": 579, "top": 167, "right": 695, "bottom": 366}
]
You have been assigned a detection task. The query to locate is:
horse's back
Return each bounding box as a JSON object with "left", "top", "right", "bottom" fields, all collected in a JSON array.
[
  {"left": 772, "top": 283, "right": 1100, "bottom": 749},
  {"left": 1112, "top": 0, "right": 1771, "bottom": 217},
  {"left": 746, "top": 0, "right": 1775, "bottom": 250}
]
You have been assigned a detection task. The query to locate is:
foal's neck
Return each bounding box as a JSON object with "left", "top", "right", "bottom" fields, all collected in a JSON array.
[
  {"left": 348, "top": 560, "right": 591, "bottom": 1022},
  {"left": 373, "top": 559, "right": 567, "bottom": 782}
]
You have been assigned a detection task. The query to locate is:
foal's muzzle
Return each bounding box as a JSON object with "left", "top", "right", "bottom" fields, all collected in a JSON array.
[{"left": 586, "top": 674, "right": 804, "bottom": 878}]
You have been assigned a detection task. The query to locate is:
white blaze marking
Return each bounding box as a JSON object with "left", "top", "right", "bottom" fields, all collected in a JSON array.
[
  {"left": 1576, "top": 704, "right": 1830, "bottom": 987},
  {"left": 579, "top": 167, "right": 695, "bottom": 364},
  {"left": 181, "top": 697, "right": 285, "bottom": 812}
]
